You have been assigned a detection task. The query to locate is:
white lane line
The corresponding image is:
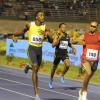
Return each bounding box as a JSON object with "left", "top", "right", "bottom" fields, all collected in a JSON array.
[
  {"left": 0, "top": 86, "right": 34, "bottom": 99},
  {"left": 0, "top": 70, "right": 100, "bottom": 95},
  {"left": 0, "top": 77, "right": 78, "bottom": 98}
]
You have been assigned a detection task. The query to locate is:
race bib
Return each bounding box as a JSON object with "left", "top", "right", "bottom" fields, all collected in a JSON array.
[
  {"left": 59, "top": 41, "right": 68, "bottom": 49},
  {"left": 86, "top": 49, "right": 98, "bottom": 60},
  {"left": 31, "top": 34, "right": 43, "bottom": 44}
]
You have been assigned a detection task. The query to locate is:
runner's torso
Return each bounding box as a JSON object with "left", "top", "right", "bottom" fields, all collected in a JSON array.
[
  {"left": 82, "top": 32, "right": 100, "bottom": 62},
  {"left": 55, "top": 32, "right": 70, "bottom": 55},
  {"left": 28, "top": 22, "right": 46, "bottom": 47}
]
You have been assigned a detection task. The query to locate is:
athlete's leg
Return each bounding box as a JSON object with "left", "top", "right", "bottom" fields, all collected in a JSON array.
[
  {"left": 62, "top": 58, "right": 70, "bottom": 76},
  {"left": 28, "top": 46, "right": 41, "bottom": 99},
  {"left": 79, "top": 61, "right": 98, "bottom": 100},
  {"left": 77, "top": 66, "right": 84, "bottom": 77},
  {"left": 32, "top": 54, "right": 42, "bottom": 94},
  {"left": 32, "top": 63, "right": 39, "bottom": 96},
  {"left": 24, "top": 64, "right": 32, "bottom": 74},
  {"left": 81, "top": 61, "right": 93, "bottom": 92},
  {"left": 61, "top": 57, "right": 70, "bottom": 83},
  {"left": 49, "top": 56, "right": 60, "bottom": 88},
  {"left": 24, "top": 47, "right": 33, "bottom": 74},
  {"left": 78, "top": 61, "right": 91, "bottom": 100},
  {"left": 51, "top": 56, "right": 60, "bottom": 81}
]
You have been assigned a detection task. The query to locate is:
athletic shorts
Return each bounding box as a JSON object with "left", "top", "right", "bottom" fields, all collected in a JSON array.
[
  {"left": 53, "top": 52, "right": 69, "bottom": 65},
  {"left": 82, "top": 60, "right": 98, "bottom": 72},
  {"left": 28, "top": 45, "right": 42, "bottom": 67}
]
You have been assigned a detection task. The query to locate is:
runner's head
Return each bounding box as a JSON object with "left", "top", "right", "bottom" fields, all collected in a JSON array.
[
  {"left": 35, "top": 10, "right": 45, "bottom": 23},
  {"left": 59, "top": 23, "right": 66, "bottom": 33},
  {"left": 90, "top": 21, "right": 98, "bottom": 33}
]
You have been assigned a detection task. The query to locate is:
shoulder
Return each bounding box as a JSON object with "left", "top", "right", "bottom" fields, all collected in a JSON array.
[
  {"left": 96, "top": 32, "right": 100, "bottom": 35},
  {"left": 45, "top": 25, "right": 50, "bottom": 31},
  {"left": 30, "top": 21, "right": 35, "bottom": 26},
  {"left": 25, "top": 22, "right": 31, "bottom": 28},
  {"left": 79, "top": 34, "right": 85, "bottom": 40}
]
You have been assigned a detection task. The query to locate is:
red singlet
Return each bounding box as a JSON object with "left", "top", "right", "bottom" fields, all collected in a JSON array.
[{"left": 81, "top": 32, "right": 100, "bottom": 63}]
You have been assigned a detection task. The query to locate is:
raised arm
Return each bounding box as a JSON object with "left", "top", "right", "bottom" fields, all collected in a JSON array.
[
  {"left": 77, "top": 34, "right": 85, "bottom": 45},
  {"left": 52, "top": 32, "right": 61, "bottom": 48},
  {"left": 14, "top": 22, "right": 30, "bottom": 36},
  {"left": 44, "top": 25, "right": 53, "bottom": 43},
  {"left": 72, "top": 34, "right": 85, "bottom": 45},
  {"left": 68, "top": 36, "right": 76, "bottom": 55}
]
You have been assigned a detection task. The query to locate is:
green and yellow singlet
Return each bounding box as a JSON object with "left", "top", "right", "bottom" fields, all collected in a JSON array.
[{"left": 28, "top": 22, "right": 46, "bottom": 47}]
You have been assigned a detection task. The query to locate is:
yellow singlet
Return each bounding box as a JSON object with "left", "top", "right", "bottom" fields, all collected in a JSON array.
[{"left": 28, "top": 22, "right": 46, "bottom": 47}]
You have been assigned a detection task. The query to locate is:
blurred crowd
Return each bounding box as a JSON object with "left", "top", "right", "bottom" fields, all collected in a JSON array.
[{"left": 0, "top": 0, "right": 100, "bottom": 20}]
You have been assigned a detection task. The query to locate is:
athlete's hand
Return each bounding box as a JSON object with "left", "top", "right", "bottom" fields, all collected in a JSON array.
[
  {"left": 12, "top": 35, "right": 18, "bottom": 42},
  {"left": 72, "top": 48, "right": 76, "bottom": 55}
]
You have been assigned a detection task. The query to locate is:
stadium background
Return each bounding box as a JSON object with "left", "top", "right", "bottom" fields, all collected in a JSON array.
[{"left": 0, "top": 0, "right": 100, "bottom": 84}]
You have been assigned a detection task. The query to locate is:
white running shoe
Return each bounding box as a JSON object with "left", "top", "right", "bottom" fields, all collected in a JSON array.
[
  {"left": 78, "top": 90, "right": 87, "bottom": 100},
  {"left": 82, "top": 91, "right": 87, "bottom": 100},
  {"left": 35, "top": 96, "right": 41, "bottom": 100},
  {"left": 78, "top": 90, "right": 82, "bottom": 100},
  {"left": 60, "top": 76, "right": 64, "bottom": 83},
  {"left": 49, "top": 81, "right": 53, "bottom": 89}
]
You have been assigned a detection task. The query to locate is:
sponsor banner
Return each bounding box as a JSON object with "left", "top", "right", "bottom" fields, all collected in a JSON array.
[
  {"left": 42, "top": 43, "right": 83, "bottom": 66},
  {"left": 68, "top": 45, "right": 83, "bottom": 66},
  {"left": 6, "top": 39, "right": 100, "bottom": 69},
  {"left": 42, "top": 42, "right": 55, "bottom": 62},
  {"left": 6, "top": 39, "right": 28, "bottom": 58}
]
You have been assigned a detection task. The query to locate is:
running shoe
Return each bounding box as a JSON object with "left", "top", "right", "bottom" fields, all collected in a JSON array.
[
  {"left": 82, "top": 91, "right": 87, "bottom": 100},
  {"left": 60, "top": 76, "right": 64, "bottom": 83},
  {"left": 35, "top": 96, "right": 41, "bottom": 100},
  {"left": 78, "top": 90, "right": 87, "bottom": 100},
  {"left": 24, "top": 64, "right": 30, "bottom": 74},
  {"left": 49, "top": 81, "right": 53, "bottom": 89},
  {"left": 78, "top": 90, "right": 82, "bottom": 100}
]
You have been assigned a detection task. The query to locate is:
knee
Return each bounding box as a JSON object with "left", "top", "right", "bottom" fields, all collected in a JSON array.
[
  {"left": 32, "top": 63, "right": 39, "bottom": 73},
  {"left": 64, "top": 61, "right": 70, "bottom": 67},
  {"left": 85, "top": 68, "right": 92, "bottom": 76},
  {"left": 86, "top": 70, "right": 92, "bottom": 76}
]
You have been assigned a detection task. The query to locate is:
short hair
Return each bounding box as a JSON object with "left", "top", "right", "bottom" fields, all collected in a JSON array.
[
  {"left": 59, "top": 23, "right": 66, "bottom": 28},
  {"left": 91, "top": 21, "right": 98, "bottom": 26},
  {"left": 34, "top": 10, "right": 44, "bottom": 17}
]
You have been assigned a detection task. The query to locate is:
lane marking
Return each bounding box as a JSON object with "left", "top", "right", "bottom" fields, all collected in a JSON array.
[
  {"left": 0, "top": 77, "right": 78, "bottom": 98},
  {"left": 0, "top": 86, "right": 34, "bottom": 99},
  {"left": 0, "top": 69, "right": 100, "bottom": 95}
]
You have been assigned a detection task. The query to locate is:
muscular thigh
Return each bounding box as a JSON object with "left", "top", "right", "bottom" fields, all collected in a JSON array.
[
  {"left": 28, "top": 45, "right": 42, "bottom": 67},
  {"left": 64, "top": 58, "right": 70, "bottom": 66},
  {"left": 82, "top": 61, "right": 92, "bottom": 75}
]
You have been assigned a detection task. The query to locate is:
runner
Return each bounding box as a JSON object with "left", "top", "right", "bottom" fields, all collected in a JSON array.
[
  {"left": 13, "top": 10, "right": 51, "bottom": 100},
  {"left": 48, "top": 23, "right": 76, "bottom": 89},
  {"left": 77, "top": 21, "right": 100, "bottom": 100}
]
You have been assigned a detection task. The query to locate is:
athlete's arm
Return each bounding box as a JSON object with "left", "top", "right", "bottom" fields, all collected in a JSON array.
[
  {"left": 68, "top": 37, "right": 76, "bottom": 55},
  {"left": 14, "top": 22, "right": 30, "bottom": 36},
  {"left": 44, "top": 25, "right": 53, "bottom": 43},
  {"left": 52, "top": 33, "right": 60, "bottom": 48},
  {"left": 72, "top": 34, "right": 85, "bottom": 45},
  {"left": 77, "top": 34, "right": 85, "bottom": 45}
]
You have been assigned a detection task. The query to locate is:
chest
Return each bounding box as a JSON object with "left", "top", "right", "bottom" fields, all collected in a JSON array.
[
  {"left": 85, "top": 34, "right": 99, "bottom": 44},
  {"left": 29, "top": 25, "right": 45, "bottom": 35},
  {"left": 58, "top": 36, "right": 69, "bottom": 49}
]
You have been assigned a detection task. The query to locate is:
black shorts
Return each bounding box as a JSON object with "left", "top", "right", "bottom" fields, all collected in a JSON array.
[
  {"left": 28, "top": 45, "right": 42, "bottom": 67},
  {"left": 53, "top": 52, "right": 69, "bottom": 65},
  {"left": 82, "top": 60, "right": 98, "bottom": 72},
  {"left": 90, "top": 61, "right": 98, "bottom": 72}
]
